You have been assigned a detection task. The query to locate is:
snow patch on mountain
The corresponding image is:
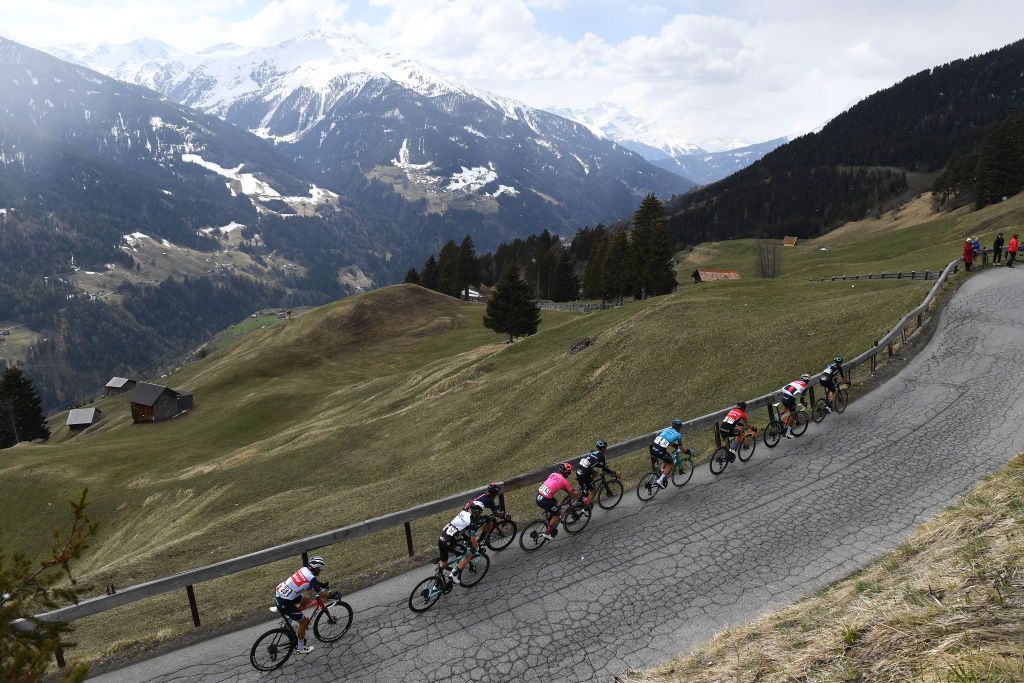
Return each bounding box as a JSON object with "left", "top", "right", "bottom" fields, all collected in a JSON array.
[
  {"left": 199, "top": 221, "right": 246, "bottom": 236},
  {"left": 446, "top": 164, "right": 497, "bottom": 193}
]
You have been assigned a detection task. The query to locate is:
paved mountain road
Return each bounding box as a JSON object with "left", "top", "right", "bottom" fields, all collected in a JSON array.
[{"left": 94, "top": 269, "right": 1024, "bottom": 682}]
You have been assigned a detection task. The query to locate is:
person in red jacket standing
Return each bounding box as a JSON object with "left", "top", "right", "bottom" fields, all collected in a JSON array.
[
  {"left": 963, "top": 239, "right": 974, "bottom": 271},
  {"left": 1008, "top": 234, "right": 1019, "bottom": 268}
]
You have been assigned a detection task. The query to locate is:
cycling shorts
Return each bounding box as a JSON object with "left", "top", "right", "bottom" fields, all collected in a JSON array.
[
  {"left": 718, "top": 423, "right": 739, "bottom": 437},
  {"left": 780, "top": 394, "right": 797, "bottom": 413},
  {"left": 649, "top": 444, "right": 673, "bottom": 464},
  {"left": 536, "top": 494, "right": 560, "bottom": 513},
  {"left": 276, "top": 596, "right": 305, "bottom": 622},
  {"left": 820, "top": 376, "right": 837, "bottom": 391}
]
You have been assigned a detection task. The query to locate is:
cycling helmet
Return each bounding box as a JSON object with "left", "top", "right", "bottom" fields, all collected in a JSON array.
[
  {"left": 671, "top": 418, "right": 683, "bottom": 429},
  {"left": 307, "top": 556, "right": 326, "bottom": 570},
  {"left": 833, "top": 356, "right": 843, "bottom": 364},
  {"left": 736, "top": 401, "right": 747, "bottom": 410},
  {"left": 800, "top": 373, "right": 811, "bottom": 382},
  {"left": 486, "top": 482, "right": 501, "bottom": 495},
  {"left": 469, "top": 500, "right": 485, "bottom": 514},
  {"left": 558, "top": 462, "right": 574, "bottom": 476},
  {"left": 595, "top": 439, "right": 608, "bottom": 450}
]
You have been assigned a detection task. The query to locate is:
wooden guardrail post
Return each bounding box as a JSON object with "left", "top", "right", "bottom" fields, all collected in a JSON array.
[
  {"left": 54, "top": 643, "right": 66, "bottom": 668},
  {"left": 887, "top": 341, "right": 893, "bottom": 357},
  {"left": 186, "top": 585, "right": 201, "bottom": 627},
  {"left": 713, "top": 424, "right": 722, "bottom": 447},
  {"left": 404, "top": 522, "right": 415, "bottom": 557},
  {"left": 301, "top": 551, "right": 309, "bottom": 566}
]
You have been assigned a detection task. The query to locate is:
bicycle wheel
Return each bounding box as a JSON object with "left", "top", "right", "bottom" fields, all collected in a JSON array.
[
  {"left": 519, "top": 519, "right": 549, "bottom": 552},
  {"left": 709, "top": 447, "right": 731, "bottom": 475},
  {"left": 562, "top": 501, "right": 591, "bottom": 534},
  {"left": 835, "top": 388, "right": 849, "bottom": 413},
  {"left": 485, "top": 518, "right": 517, "bottom": 551},
  {"left": 737, "top": 433, "right": 756, "bottom": 462},
  {"left": 312, "top": 600, "right": 353, "bottom": 643},
  {"left": 408, "top": 575, "right": 444, "bottom": 613},
  {"left": 458, "top": 552, "right": 490, "bottom": 587},
  {"left": 636, "top": 472, "right": 660, "bottom": 501},
  {"left": 812, "top": 399, "right": 828, "bottom": 423},
  {"left": 250, "top": 628, "right": 296, "bottom": 671},
  {"left": 764, "top": 421, "right": 782, "bottom": 448},
  {"left": 671, "top": 456, "right": 694, "bottom": 486},
  {"left": 596, "top": 478, "right": 624, "bottom": 509},
  {"left": 792, "top": 410, "right": 810, "bottom": 436}
]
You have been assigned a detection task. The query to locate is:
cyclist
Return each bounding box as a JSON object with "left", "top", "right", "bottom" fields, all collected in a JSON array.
[
  {"left": 274, "top": 556, "right": 330, "bottom": 654},
  {"left": 779, "top": 374, "right": 811, "bottom": 438},
  {"left": 438, "top": 500, "right": 486, "bottom": 585},
  {"left": 650, "top": 419, "right": 694, "bottom": 489},
  {"left": 819, "top": 356, "right": 848, "bottom": 412},
  {"left": 537, "top": 462, "right": 580, "bottom": 541},
  {"left": 719, "top": 401, "right": 749, "bottom": 458},
  {"left": 466, "top": 482, "right": 505, "bottom": 539},
  {"left": 576, "top": 440, "right": 619, "bottom": 506}
]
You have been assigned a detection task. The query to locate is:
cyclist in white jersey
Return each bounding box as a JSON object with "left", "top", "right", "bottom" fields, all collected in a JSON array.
[{"left": 274, "top": 556, "right": 330, "bottom": 654}]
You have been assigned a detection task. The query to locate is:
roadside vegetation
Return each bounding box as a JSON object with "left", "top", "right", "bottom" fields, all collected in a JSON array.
[
  {"left": 2, "top": 191, "right": 1023, "bottom": 667},
  {"left": 627, "top": 453, "right": 1024, "bottom": 683}
]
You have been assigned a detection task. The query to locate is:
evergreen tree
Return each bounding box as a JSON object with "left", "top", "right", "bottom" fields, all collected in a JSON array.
[
  {"left": 483, "top": 262, "right": 541, "bottom": 343},
  {"left": 0, "top": 367, "right": 50, "bottom": 448},
  {"left": 419, "top": 255, "right": 439, "bottom": 291},
  {"left": 602, "top": 230, "right": 634, "bottom": 304},
  {"left": 647, "top": 221, "right": 677, "bottom": 295},
  {"left": 436, "top": 240, "right": 460, "bottom": 297},
  {"left": 550, "top": 250, "right": 580, "bottom": 302},
  {"left": 631, "top": 193, "right": 665, "bottom": 299},
  {"left": 455, "top": 235, "right": 479, "bottom": 300},
  {"left": 582, "top": 231, "right": 608, "bottom": 301},
  {"left": 403, "top": 268, "right": 420, "bottom": 285}
]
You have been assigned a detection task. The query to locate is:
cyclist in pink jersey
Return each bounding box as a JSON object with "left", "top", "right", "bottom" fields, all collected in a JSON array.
[{"left": 536, "top": 462, "right": 580, "bottom": 541}]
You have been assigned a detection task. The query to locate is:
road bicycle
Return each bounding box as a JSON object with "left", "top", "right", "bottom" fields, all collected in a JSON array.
[
  {"left": 582, "top": 470, "right": 625, "bottom": 510},
  {"left": 763, "top": 401, "right": 809, "bottom": 447},
  {"left": 709, "top": 425, "right": 757, "bottom": 475},
  {"left": 250, "top": 591, "right": 353, "bottom": 671},
  {"left": 636, "top": 448, "right": 695, "bottom": 501},
  {"left": 408, "top": 541, "right": 490, "bottom": 613},
  {"left": 812, "top": 381, "right": 850, "bottom": 422},
  {"left": 477, "top": 513, "right": 518, "bottom": 551},
  {"left": 519, "top": 494, "right": 590, "bottom": 551}
]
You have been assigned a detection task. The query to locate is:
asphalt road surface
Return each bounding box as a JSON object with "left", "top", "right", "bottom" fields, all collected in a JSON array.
[{"left": 94, "top": 268, "right": 1024, "bottom": 682}]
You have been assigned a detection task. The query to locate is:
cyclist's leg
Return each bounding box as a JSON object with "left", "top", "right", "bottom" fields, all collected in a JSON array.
[
  {"left": 437, "top": 537, "right": 452, "bottom": 572},
  {"left": 456, "top": 535, "right": 478, "bottom": 572}
]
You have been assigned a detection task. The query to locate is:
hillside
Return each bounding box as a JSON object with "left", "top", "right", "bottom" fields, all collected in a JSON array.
[{"left": 664, "top": 38, "right": 1024, "bottom": 244}]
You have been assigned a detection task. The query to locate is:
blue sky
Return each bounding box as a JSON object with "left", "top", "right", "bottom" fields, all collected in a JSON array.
[{"left": 6, "top": 1, "right": 1024, "bottom": 148}]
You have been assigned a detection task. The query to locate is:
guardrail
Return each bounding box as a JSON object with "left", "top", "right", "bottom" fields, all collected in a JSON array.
[
  {"left": 23, "top": 257, "right": 965, "bottom": 668},
  {"left": 809, "top": 269, "right": 943, "bottom": 282}
]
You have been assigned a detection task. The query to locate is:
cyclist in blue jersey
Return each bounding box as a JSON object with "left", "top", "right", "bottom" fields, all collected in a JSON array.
[{"left": 650, "top": 419, "right": 693, "bottom": 489}]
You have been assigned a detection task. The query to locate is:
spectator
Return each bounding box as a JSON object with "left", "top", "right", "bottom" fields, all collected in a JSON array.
[
  {"left": 1009, "top": 234, "right": 1019, "bottom": 268},
  {"left": 971, "top": 236, "right": 982, "bottom": 258},
  {"left": 994, "top": 232, "right": 1005, "bottom": 265},
  {"left": 963, "top": 239, "right": 974, "bottom": 271}
]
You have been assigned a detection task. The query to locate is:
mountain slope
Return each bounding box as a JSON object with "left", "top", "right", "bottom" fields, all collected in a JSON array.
[
  {"left": 65, "top": 32, "right": 693, "bottom": 247},
  {"left": 663, "top": 38, "right": 1024, "bottom": 243}
]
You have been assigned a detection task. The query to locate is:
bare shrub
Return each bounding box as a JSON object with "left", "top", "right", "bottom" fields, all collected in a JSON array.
[{"left": 756, "top": 241, "right": 782, "bottom": 278}]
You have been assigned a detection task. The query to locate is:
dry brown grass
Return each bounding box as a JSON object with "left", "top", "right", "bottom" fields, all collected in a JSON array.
[{"left": 625, "top": 455, "right": 1024, "bottom": 683}]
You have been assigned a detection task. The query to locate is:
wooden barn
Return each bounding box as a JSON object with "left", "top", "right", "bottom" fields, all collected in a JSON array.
[
  {"left": 105, "top": 377, "right": 137, "bottom": 396},
  {"left": 691, "top": 268, "right": 741, "bottom": 284},
  {"left": 129, "top": 382, "right": 194, "bottom": 424},
  {"left": 66, "top": 408, "right": 102, "bottom": 435},
  {"left": 783, "top": 236, "right": 799, "bottom": 247}
]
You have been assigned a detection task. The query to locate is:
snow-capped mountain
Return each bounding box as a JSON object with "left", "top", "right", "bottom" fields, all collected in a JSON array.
[
  {"left": 63, "top": 32, "right": 693, "bottom": 247},
  {"left": 553, "top": 102, "right": 787, "bottom": 185}
]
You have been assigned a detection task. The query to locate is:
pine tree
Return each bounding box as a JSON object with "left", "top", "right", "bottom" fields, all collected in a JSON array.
[
  {"left": 582, "top": 231, "right": 609, "bottom": 301},
  {"left": 550, "top": 250, "right": 580, "bottom": 302},
  {"left": 403, "top": 268, "right": 420, "bottom": 285},
  {"left": 602, "top": 230, "right": 634, "bottom": 304},
  {"left": 647, "top": 221, "right": 677, "bottom": 295},
  {"left": 419, "top": 255, "right": 439, "bottom": 291},
  {"left": 0, "top": 367, "right": 50, "bottom": 448},
  {"left": 455, "top": 235, "right": 479, "bottom": 300},
  {"left": 436, "top": 240, "right": 460, "bottom": 297},
  {"left": 631, "top": 193, "right": 665, "bottom": 299},
  {"left": 483, "top": 262, "right": 541, "bottom": 343}
]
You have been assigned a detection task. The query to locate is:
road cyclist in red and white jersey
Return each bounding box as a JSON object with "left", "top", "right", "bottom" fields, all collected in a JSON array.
[
  {"left": 438, "top": 500, "right": 486, "bottom": 585},
  {"left": 718, "top": 401, "right": 749, "bottom": 459},
  {"left": 274, "top": 557, "right": 331, "bottom": 654},
  {"left": 779, "top": 374, "right": 812, "bottom": 439},
  {"left": 536, "top": 462, "right": 581, "bottom": 541}
]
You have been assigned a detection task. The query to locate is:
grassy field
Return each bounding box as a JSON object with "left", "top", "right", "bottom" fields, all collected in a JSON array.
[
  {"left": 0, "top": 321, "right": 41, "bottom": 364},
  {"left": 4, "top": 191, "right": 1024, "bottom": 668},
  {"left": 627, "top": 453, "right": 1024, "bottom": 683}
]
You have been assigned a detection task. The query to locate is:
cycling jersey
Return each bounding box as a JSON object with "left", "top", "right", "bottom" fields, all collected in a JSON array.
[
  {"left": 275, "top": 567, "right": 326, "bottom": 601},
  {"left": 821, "top": 363, "right": 844, "bottom": 386},
  {"left": 576, "top": 450, "right": 611, "bottom": 481},
  {"left": 722, "top": 408, "right": 748, "bottom": 426},
  {"left": 439, "top": 510, "right": 477, "bottom": 543},
  {"left": 781, "top": 380, "right": 808, "bottom": 398},
  {"left": 465, "top": 491, "right": 500, "bottom": 515},
  {"left": 538, "top": 472, "right": 572, "bottom": 499},
  {"left": 652, "top": 427, "right": 683, "bottom": 453}
]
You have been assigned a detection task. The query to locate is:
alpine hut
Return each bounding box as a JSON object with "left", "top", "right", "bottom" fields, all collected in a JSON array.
[
  {"left": 105, "top": 377, "right": 136, "bottom": 396},
  {"left": 691, "top": 268, "right": 741, "bottom": 284},
  {"left": 66, "top": 408, "right": 102, "bottom": 435},
  {"left": 129, "top": 382, "right": 194, "bottom": 423}
]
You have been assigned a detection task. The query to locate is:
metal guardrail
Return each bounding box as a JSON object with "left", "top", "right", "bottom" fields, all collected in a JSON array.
[
  {"left": 21, "top": 257, "right": 964, "bottom": 659},
  {"left": 809, "top": 269, "right": 943, "bottom": 282}
]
